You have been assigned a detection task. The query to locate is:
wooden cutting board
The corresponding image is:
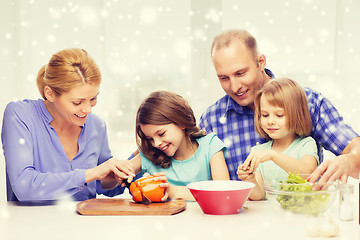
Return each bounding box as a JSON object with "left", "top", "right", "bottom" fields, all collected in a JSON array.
[{"left": 76, "top": 198, "right": 187, "bottom": 215}]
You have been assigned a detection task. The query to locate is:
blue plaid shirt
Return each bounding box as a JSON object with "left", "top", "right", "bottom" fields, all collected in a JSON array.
[{"left": 199, "top": 73, "right": 359, "bottom": 180}]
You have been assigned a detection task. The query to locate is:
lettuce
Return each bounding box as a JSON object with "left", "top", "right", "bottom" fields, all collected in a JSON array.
[{"left": 276, "top": 173, "right": 330, "bottom": 215}]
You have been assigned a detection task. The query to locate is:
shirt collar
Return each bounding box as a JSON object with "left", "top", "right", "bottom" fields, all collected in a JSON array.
[
  {"left": 225, "top": 96, "right": 254, "bottom": 115},
  {"left": 265, "top": 68, "right": 275, "bottom": 78},
  {"left": 38, "top": 99, "right": 53, "bottom": 124}
]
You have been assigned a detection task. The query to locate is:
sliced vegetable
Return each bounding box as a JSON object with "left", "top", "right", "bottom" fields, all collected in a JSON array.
[{"left": 129, "top": 175, "right": 165, "bottom": 203}]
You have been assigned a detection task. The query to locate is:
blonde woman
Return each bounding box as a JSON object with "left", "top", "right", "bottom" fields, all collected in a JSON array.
[{"left": 1, "top": 48, "right": 134, "bottom": 202}]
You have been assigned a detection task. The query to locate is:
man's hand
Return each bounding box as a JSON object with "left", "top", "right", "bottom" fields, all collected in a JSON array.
[{"left": 308, "top": 156, "right": 349, "bottom": 188}]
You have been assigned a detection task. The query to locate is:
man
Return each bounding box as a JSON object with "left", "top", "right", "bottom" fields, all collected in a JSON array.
[{"left": 199, "top": 29, "right": 360, "bottom": 184}]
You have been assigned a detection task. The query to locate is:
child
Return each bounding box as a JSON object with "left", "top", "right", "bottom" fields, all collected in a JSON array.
[
  {"left": 105, "top": 91, "right": 230, "bottom": 201},
  {"left": 237, "top": 78, "right": 318, "bottom": 200}
]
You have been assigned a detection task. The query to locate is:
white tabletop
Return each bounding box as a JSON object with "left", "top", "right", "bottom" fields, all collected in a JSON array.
[{"left": 0, "top": 188, "right": 358, "bottom": 240}]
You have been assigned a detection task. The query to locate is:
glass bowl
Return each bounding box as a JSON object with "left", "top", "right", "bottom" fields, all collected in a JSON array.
[{"left": 264, "top": 176, "right": 339, "bottom": 216}]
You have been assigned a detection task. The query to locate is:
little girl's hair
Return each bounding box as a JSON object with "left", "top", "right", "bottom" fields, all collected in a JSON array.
[
  {"left": 254, "top": 78, "right": 312, "bottom": 139},
  {"left": 136, "top": 91, "right": 206, "bottom": 168}
]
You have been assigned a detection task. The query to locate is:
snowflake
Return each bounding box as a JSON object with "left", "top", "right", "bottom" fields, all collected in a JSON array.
[
  {"left": 5, "top": 33, "right": 12, "bottom": 39},
  {"left": 140, "top": 7, "right": 157, "bottom": 24},
  {"left": 219, "top": 116, "right": 226, "bottom": 124},
  {"left": 19, "top": 138, "right": 25, "bottom": 145},
  {"left": 78, "top": 5, "right": 100, "bottom": 26},
  {"left": 205, "top": 8, "right": 221, "bottom": 23},
  {"left": 47, "top": 34, "right": 56, "bottom": 43}
]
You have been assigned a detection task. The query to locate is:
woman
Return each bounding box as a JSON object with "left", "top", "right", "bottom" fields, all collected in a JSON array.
[{"left": 1, "top": 48, "right": 134, "bottom": 202}]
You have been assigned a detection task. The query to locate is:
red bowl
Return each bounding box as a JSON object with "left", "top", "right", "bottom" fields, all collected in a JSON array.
[{"left": 187, "top": 180, "right": 255, "bottom": 215}]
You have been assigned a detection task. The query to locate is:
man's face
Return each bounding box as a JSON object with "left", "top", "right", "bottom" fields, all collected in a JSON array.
[{"left": 212, "top": 40, "right": 266, "bottom": 109}]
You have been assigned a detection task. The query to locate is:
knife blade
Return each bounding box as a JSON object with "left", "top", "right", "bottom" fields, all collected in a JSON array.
[
  {"left": 141, "top": 194, "right": 152, "bottom": 205},
  {"left": 123, "top": 179, "right": 151, "bottom": 205}
]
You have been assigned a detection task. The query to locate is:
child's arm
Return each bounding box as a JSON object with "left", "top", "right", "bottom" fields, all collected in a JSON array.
[
  {"left": 237, "top": 167, "right": 265, "bottom": 200},
  {"left": 243, "top": 150, "right": 317, "bottom": 175},
  {"left": 210, "top": 150, "right": 230, "bottom": 180},
  {"left": 243, "top": 138, "right": 318, "bottom": 175},
  {"left": 270, "top": 153, "right": 317, "bottom": 174},
  {"left": 167, "top": 185, "right": 196, "bottom": 201},
  {"left": 250, "top": 172, "right": 265, "bottom": 200},
  {"left": 153, "top": 173, "right": 195, "bottom": 201},
  {"left": 156, "top": 150, "right": 230, "bottom": 201}
]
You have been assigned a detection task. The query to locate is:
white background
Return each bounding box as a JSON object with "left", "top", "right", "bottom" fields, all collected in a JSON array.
[{"left": 1, "top": 0, "right": 360, "bottom": 201}]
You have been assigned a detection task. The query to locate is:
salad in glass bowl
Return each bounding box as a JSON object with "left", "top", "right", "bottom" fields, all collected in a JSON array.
[{"left": 264, "top": 173, "right": 339, "bottom": 216}]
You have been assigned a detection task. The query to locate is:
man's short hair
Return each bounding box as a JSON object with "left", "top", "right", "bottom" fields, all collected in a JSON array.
[{"left": 211, "top": 29, "right": 259, "bottom": 61}]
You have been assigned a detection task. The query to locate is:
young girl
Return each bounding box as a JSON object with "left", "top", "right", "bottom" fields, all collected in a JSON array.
[
  {"left": 105, "top": 91, "right": 230, "bottom": 201},
  {"left": 237, "top": 78, "right": 318, "bottom": 200}
]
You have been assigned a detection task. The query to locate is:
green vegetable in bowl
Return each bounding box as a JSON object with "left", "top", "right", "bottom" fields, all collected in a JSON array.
[{"left": 276, "top": 173, "right": 331, "bottom": 215}]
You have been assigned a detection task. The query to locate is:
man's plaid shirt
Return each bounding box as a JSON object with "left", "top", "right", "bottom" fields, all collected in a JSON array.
[{"left": 199, "top": 81, "right": 358, "bottom": 180}]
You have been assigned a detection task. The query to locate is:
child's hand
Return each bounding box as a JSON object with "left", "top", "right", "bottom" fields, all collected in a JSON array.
[
  {"left": 237, "top": 165, "right": 255, "bottom": 182},
  {"left": 243, "top": 149, "right": 275, "bottom": 173},
  {"left": 152, "top": 172, "right": 170, "bottom": 201}
]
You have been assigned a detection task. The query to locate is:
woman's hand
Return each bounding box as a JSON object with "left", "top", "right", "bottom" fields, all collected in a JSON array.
[{"left": 86, "top": 158, "right": 135, "bottom": 184}]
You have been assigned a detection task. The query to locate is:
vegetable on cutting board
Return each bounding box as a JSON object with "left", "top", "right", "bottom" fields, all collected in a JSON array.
[{"left": 129, "top": 174, "right": 165, "bottom": 203}]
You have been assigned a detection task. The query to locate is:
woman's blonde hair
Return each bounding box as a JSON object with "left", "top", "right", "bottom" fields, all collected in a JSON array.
[
  {"left": 254, "top": 78, "right": 312, "bottom": 139},
  {"left": 136, "top": 91, "right": 206, "bottom": 168},
  {"left": 36, "top": 48, "right": 101, "bottom": 99}
]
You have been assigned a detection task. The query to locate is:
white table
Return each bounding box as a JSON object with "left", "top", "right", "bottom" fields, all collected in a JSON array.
[{"left": 0, "top": 191, "right": 358, "bottom": 240}]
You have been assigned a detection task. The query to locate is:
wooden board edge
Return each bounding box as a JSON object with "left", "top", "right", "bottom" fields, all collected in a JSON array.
[{"left": 76, "top": 199, "right": 187, "bottom": 216}]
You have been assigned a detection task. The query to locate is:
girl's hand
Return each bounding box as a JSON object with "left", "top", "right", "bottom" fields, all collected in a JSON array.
[
  {"left": 152, "top": 172, "right": 170, "bottom": 201},
  {"left": 237, "top": 166, "right": 256, "bottom": 183},
  {"left": 242, "top": 149, "right": 275, "bottom": 173}
]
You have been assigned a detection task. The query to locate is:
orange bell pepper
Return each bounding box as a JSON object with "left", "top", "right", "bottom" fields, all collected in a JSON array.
[{"left": 129, "top": 175, "right": 165, "bottom": 203}]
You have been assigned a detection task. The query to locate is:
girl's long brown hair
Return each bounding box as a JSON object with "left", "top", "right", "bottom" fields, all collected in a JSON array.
[{"left": 136, "top": 91, "right": 205, "bottom": 168}]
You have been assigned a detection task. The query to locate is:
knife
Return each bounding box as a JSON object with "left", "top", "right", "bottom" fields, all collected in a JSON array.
[{"left": 141, "top": 193, "right": 152, "bottom": 205}]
